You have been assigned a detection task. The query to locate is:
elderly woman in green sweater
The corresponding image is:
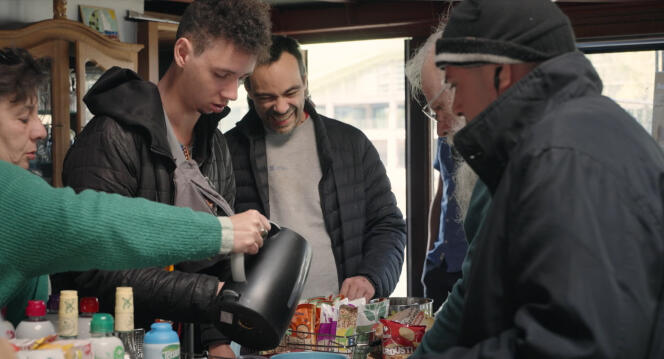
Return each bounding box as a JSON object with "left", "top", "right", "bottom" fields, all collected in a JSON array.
[{"left": 0, "top": 47, "right": 269, "bottom": 321}]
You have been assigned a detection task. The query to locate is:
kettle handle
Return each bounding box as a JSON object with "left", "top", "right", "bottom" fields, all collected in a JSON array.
[{"left": 230, "top": 221, "right": 280, "bottom": 282}]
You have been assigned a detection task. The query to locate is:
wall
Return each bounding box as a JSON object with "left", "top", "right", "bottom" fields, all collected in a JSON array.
[{"left": 0, "top": 0, "right": 144, "bottom": 43}]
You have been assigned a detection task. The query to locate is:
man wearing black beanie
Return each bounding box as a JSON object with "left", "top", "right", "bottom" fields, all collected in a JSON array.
[{"left": 414, "top": 0, "right": 664, "bottom": 358}]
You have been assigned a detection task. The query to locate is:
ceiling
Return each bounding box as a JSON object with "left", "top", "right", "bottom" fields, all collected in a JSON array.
[{"left": 143, "top": 1, "right": 664, "bottom": 44}]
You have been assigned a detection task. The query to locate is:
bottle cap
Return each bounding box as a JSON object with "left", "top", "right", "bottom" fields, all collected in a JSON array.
[
  {"left": 80, "top": 297, "right": 99, "bottom": 314},
  {"left": 47, "top": 294, "right": 60, "bottom": 312},
  {"left": 144, "top": 322, "right": 179, "bottom": 345},
  {"left": 58, "top": 291, "right": 78, "bottom": 315},
  {"left": 25, "top": 300, "right": 46, "bottom": 317},
  {"left": 90, "top": 313, "right": 114, "bottom": 334}
]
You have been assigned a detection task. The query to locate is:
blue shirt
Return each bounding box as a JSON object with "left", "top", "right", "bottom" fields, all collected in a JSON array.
[{"left": 426, "top": 138, "right": 467, "bottom": 272}]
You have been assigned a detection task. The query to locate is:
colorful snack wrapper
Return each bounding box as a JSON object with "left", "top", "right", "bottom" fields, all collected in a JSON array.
[
  {"left": 380, "top": 319, "right": 425, "bottom": 359},
  {"left": 289, "top": 303, "right": 316, "bottom": 346},
  {"left": 317, "top": 302, "right": 338, "bottom": 347},
  {"left": 335, "top": 304, "right": 358, "bottom": 347},
  {"left": 356, "top": 299, "right": 389, "bottom": 334}
]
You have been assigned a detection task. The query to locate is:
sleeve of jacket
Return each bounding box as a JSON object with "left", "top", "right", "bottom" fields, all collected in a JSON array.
[
  {"left": 71, "top": 268, "right": 220, "bottom": 324},
  {"left": 63, "top": 116, "right": 139, "bottom": 196},
  {"left": 416, "top": 256, "right": 467, "bottom": 356},
  {"left": 354, "top": 136, "right": 406, "bottom": 298},
  {"left": 416, "top": 181, "right": 493, "bottom": 357},
  {"left": 436, "top": 148, "right": 656, "bottom": 358},
  {"left": 60, "top": 117, "right": 221, "bottom": 325}
]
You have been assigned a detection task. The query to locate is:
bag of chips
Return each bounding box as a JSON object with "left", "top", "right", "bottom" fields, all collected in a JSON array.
[{"left": 380, "top": 319, "right": 425, "bottom": 359}]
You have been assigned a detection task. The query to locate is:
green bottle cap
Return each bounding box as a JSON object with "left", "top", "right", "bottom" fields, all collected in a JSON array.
[{"left": 90, "top": 313, "right": 115, "bottom": 333}]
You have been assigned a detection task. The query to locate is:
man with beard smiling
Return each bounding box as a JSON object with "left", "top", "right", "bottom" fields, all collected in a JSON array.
[
  {"left": 406, "top": 24, "right": 492, "bottom": 356},
  {"left": 225, "top": 35, "right": 406, "bottom": 302}
]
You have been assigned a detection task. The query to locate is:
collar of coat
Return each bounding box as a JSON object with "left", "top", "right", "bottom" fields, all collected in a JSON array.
[
  {"left": 235, "top": 98, "right": 335, "bottom": 169},
  {"left": 84, "top": 67, "right": 229, "bottom": 164},
  {"left": 452, "top": 51, "right": 603, "bottom": 193}
]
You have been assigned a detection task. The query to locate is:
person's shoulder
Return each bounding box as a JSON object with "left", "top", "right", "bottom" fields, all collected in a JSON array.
[
  {"left": 224, "top": 125, "right": 241, "bottom": 138},
  {"left": 73, "top": 115, "right": 138, "bottom": 149},
  {"left": 0, "top": 161, "right": 48, "bottom": 190},
  {"left": 316, "top": 114, "right": 367, "bottom": 141}
]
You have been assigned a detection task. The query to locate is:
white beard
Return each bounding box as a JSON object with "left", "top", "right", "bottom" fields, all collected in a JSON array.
[
  {"left": 452, "top": 154, "right": 479, "bottom": 224},
  {"left": 443, "top": 116, "right": 477, "bottom": 223}
]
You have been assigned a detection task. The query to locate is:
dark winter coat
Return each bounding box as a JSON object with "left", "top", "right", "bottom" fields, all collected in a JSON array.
[
  {"left": 225, "top": 100, "right": 406, "bottom": 297},
  {"left": 52, "top": 67, "right": 235, "bottom": 349},
  {"left": 438, "top": 51, "right": 664, "bottom": 358}
]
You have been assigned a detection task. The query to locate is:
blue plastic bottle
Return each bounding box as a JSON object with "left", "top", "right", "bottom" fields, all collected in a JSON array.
[{"left": 143, "top": 322, "right": 180, "bottom": 359}]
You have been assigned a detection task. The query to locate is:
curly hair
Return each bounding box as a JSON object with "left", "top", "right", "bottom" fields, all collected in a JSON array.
[
  {"left": 176, "top": 0, "right": 272, "bottom": 59},
  {"left": 0, "top": 48, "right": 45, "bottom": 104}
]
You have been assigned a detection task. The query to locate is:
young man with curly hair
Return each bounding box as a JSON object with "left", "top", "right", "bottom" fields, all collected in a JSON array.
[{"left": 54, "top": 1, "right": 272, "bottom": 357}]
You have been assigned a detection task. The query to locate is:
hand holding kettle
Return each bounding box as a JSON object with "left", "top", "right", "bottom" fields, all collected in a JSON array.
[{"left": 228, "top": 210, "right": 270, "bottom": 254}]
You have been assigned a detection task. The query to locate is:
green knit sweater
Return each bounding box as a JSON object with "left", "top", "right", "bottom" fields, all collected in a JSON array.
[
  {"left": 413, "top": 180, "right": 492, "bottom": 356},
  {"left": 0, "top": 160, "right": 226, "bottom": 323}
]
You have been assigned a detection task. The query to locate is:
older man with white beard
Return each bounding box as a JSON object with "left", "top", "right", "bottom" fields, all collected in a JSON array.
[{"left": 405, "top": 25, "right": 492, "bottom": 356}]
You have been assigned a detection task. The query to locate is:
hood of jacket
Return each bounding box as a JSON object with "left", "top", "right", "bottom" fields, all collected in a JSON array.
[
  {"left": 83, "top": 67, "right": 230, "bottom": 161},
  {"left": 453, "top": 51, "right": 603, "bottom": 192}
]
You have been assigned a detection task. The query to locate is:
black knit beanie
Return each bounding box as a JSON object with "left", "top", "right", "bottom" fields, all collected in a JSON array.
[{"left": 435, "top": 0, "right": 577, "bottom": 67}]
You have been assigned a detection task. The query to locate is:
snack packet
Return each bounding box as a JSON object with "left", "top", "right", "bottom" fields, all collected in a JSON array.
[
  {"left": 356, "top": 299, "right": 389, "bottom": 334},
  {"left": 289, "top": 303, "right": 316, "bottom": 346},
  {"left": 335, "top": 304, "right": 358, "bottom": 347},
  {"left": 380, "top": 319, "right": 425, "bottom": 359},
  {"left": 39, "top": 340, "right": 92, "bottom": 359},
  {"left": 317, "top": 302, "right": 338, "bottom": 347},
  {"left": 386, "top": 306, "right": 421, "bottom": 324}
]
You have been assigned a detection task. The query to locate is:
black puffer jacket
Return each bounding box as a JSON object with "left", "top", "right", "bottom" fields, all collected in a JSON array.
[
  {"left": 437, "top": 52, "right": 664, "bottom": 358},
  {"left": 225, "top": 101, "right": 406, "bottom": 297},
  {"left": 52, "top": 67, "right": 235, "bottom": 348}
]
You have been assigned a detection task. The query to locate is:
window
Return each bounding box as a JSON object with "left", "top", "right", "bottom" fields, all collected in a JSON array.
[
  {"left": 303, "top": 39, "right": 408, "bottom": 296},
  {"left": 583, "top": 47, "right": 664, "bottom": 149}
]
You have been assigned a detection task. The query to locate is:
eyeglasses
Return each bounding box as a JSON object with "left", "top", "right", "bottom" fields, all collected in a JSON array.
[{"left": 422, "top": 81, "right": 455, "bottom": 123}]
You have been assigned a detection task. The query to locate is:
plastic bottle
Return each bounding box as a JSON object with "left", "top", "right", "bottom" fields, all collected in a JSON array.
[
  {"left": 78, "top": 297, "right": 99, "bottom": 339},
  {"left": 0, "top": 309, "right": 15, "bottom": 339},
  {"left": 58, "top": 290, "right": 78, "bottom": 339},
  {"left": 46, "top": 293, "right": 60, "bottom": 329},
  {"left": 90, "top": 313, "right": 125, "bottom": 359},
  {"left": 114, "top": 287, "right": 137, "bottom": 359},
  {"left": 143, "top": 322, "right": 180, "bottom": 359},
  {"left": 15, "top": 300, "right": 56, "bottom": 339},
  {"left": 114, "top": 287, "right": 133, "bottom": 333}
]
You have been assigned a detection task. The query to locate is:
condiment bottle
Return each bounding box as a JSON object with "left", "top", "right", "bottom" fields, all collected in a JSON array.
[
  {"left": 90, "top": 313, "right": 125, "bottom": 359},
  {"left": 114, "top": 287, "right": 138, "bottom": 359},
  {"left": 15, "top": 300, "right": 56, "bottom": 339},
  {"left": 58, "top": 290, "right": 78, "bottom": 339},
  {"left": 78, "top": 296, "right": 99, "bottom": 339},
  {"left": 0, "top": 308, "right": 16, "bottom": 339},
  {"left": 143, "top": 322, "right": 180, "bottom": 359}
]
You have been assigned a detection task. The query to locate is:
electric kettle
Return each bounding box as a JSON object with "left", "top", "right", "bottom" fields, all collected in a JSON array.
[{"left": 215, "top": 224, "right": 312, "bottom": 349}]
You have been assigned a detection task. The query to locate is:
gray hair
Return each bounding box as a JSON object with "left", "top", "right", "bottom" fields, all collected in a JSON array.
[{"left": 405, "top": 20, "right": 446, "bottom": 103}]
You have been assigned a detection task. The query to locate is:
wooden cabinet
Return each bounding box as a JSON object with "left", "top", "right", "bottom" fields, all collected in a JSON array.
[{"left": 0, "top": 18, "right": 142, "bottom": 186}]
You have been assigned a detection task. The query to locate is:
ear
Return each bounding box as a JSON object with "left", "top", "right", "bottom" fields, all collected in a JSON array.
[
  {"left": 173, "top": 37, "right": 194, "bottom": 68},
  {"left": 496, "top": 64, "right": 512, "bottom": 95},
  {"left": 244, "top": 78, "right": 253, "bottom": 99}
]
